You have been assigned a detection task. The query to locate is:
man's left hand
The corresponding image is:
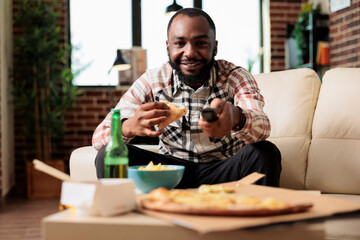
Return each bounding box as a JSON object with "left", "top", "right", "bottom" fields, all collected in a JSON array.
[{"left": 198, "top": 98, "right": 241, "bottom": 138}]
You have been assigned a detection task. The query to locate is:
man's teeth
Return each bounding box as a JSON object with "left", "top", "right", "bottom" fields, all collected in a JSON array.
[{"left": 185, "top": 63, "right": 198, "bottom": 66}]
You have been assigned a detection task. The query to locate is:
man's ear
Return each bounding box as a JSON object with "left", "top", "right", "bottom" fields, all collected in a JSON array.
[
  {"left": 213, "top": 40, "right": 218, "bottom": 56},
  {"left": 166, "top": 40, "right": 170, "bottom": 56}
]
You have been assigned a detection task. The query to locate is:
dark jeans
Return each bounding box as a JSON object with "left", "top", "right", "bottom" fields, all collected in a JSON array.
[{"left": 95, "top": 141, "right": 282, "bottom": 188}]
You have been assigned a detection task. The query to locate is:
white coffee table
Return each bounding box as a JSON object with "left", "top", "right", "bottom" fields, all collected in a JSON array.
[{"left": 42, "top": 210, "right": 327, "bottom": 240}]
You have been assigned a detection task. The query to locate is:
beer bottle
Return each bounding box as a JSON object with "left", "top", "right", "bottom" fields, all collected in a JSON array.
[{"left": 104, "top": 109, "right": 129, "bottom": 178}]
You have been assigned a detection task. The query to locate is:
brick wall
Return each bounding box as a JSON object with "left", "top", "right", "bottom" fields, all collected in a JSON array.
[
  {"left": 270, "top": 0, "right": 360, "bottom": 70},
  {"left": 12, "top": 86, "right": 124, "bottom": 196},
  {"left": 269, "top": 0, "right": 302, "bottom": 71},
  {"left": 329, "top": 0, "right": 360, "bottom": 67},
  {"left": 60, "top": 88, "right": 123, "bottom": 155}
]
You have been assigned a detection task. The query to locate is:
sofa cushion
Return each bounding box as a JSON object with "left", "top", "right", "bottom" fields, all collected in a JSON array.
[
  {"left": 306, "top": 68, "right": 360, "bottom": 194},
  {"left": 255, "top": 68, "right": 321, "bottom": 190}
]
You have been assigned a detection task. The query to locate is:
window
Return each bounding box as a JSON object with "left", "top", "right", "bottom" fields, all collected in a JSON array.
[
  {"left": 203, "top": 0, "right": 261, "bottom": 73},
  {"left": 142, "top": 0, "right": 261, "bottom": 72},
  {"left": 70, "top": 0, "right": 131, "bottom": 86},
  {"left": 70, "top": 1, "right": 261, "bottom": 86},
  {"left": 141, "top": 0, "right": 194, "bottom": 69}
]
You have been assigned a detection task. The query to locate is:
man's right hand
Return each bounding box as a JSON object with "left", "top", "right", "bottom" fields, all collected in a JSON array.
[{"left": 122, "top": 102, "right": 170, "bottom": 138}]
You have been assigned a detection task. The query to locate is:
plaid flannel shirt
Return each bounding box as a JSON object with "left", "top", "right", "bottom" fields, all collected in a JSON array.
[{"left": 92, "top": 60, "right": 270, "bottom": 163}]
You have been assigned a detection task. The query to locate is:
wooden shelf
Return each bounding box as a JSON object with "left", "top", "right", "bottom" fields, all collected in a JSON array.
[{"left": 288, "top": 13, "right": 329, "bottom": 77}]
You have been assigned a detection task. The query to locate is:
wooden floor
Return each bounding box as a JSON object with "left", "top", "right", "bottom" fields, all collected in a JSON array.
[{"left": 0, "top": 197, "right": 60, "bottom": 240}]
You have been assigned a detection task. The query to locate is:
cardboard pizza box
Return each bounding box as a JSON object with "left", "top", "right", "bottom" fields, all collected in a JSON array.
[
  {"left": 32, "top": 159, "right": 137, "bottom": 217},
  {"left": 60, "top": 179, "right": 137, "bottom": 217},
  {"left": 137, "top": 174, "right": 360, "bottom": 233}
]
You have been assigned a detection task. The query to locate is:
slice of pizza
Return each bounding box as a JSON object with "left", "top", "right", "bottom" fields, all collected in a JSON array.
[
  {"left": 140, "top": 187, "right": 313, "bottom": 216},
  {"left": 158, "top": 102, "right": 187, "bottom": 129}
]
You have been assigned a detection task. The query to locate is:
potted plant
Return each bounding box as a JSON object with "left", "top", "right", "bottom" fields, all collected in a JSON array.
[
  {"left": 292, "top": 3, "right": 320, "bottom": 65},
  {"left": 12, "top": 0, "right": 80, "bottom": 198}
]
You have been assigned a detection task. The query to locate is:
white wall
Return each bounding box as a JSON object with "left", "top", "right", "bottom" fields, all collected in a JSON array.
[{"left": 0, "top": 0, "right": 15, "bottom": 197}]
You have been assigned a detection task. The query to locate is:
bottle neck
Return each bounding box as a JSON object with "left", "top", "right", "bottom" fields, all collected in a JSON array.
[{"left": 110, "top": 111, "right": 124, "bottom": 144}]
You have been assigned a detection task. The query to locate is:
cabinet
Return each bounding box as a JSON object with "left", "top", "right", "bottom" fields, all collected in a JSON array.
[{"left": 287, "top": 13, "right": 329, "bottom": 76}]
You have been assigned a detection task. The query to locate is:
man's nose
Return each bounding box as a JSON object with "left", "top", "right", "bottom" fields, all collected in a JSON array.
[{"left": 184, "top": 44, "right": 197, "bottom": 58}]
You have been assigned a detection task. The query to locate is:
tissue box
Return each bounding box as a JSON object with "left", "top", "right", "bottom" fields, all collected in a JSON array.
[{"left": 60, "top": 179, "right": 136, "bottom": 216}]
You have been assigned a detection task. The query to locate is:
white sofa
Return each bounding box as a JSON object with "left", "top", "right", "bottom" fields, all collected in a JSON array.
[{"left": 70, "top": 68, "right": 360, "bottom": 195}]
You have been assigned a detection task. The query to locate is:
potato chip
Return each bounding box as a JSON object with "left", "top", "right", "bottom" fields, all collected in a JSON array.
[{"left": 138, "top": 161, "right": 173, "bottom": 171}]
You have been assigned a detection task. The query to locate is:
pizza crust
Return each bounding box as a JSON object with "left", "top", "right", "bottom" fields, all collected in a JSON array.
[
  {"left": 141, "top": 199, "right": 312, "bottom": 216},
  {"left": 158, "top": 102, "right": 187, "bottom": 129}
]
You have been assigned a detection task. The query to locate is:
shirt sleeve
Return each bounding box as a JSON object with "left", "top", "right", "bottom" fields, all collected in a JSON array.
[
  {"left": 92, "top": 71, "right": 154, "bottom": 150},
  {"left": 229, "top": 68, "right": 271, "bottom": 143}
]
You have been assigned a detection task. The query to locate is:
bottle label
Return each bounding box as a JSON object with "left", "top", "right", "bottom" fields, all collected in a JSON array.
[{"left": 105, "top": 156, "right": 129, "bottom": 165}]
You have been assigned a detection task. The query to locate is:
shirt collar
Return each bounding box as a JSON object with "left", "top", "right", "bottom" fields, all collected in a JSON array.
[
  {"left": 172, "top": 69, "right": 182, "bottom": 95},
  {"left": 172, "top": 66, "right": 217, "bottom": 95}
]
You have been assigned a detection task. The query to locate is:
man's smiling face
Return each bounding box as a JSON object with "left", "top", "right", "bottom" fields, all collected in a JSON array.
[{"left": 166, "top": 14, "right": 217, "bottom": 87}]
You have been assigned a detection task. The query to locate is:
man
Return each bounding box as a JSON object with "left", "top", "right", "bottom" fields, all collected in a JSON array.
[{"left": 93, "top": 8, "right": 281, "bottom": 188}]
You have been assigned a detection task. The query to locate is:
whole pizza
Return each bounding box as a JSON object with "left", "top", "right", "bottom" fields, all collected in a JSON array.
[{"left": 140, "top": 185, "right": 313, "bottom": 216}]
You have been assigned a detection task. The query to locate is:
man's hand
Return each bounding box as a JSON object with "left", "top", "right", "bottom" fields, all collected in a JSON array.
[
  {"left": 122, "top": 102, "right": 170, "bottom": 138},
  {"left": 198, "top": 98, "right": 241, "bottom": 138}
]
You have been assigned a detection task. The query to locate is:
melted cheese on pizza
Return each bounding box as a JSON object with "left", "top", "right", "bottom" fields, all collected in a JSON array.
[
  {"left": 147, "top": 187, "right": 288, "bottom": 210},
  {"left": 198, "top": 184, "right": 235, "bottom": 194}
]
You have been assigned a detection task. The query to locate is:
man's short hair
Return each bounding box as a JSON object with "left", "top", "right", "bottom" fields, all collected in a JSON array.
[{"left": 167, "top": 8, "right": 216, "bottom": 38}]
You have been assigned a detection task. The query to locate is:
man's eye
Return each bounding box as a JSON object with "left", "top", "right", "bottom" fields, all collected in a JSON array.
[
  {"left": 198, "top": 41, "right": 208, "bottom": 46},
  {"left": 174, "top": 42, "right": 185, "bottom": 47}
]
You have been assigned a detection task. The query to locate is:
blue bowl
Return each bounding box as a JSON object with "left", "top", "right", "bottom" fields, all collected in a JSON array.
[{"left": 127, "top": 165, "right": 185, "bottom": 193}]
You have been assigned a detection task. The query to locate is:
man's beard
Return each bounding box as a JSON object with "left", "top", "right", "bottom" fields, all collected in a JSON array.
[{"left": 169, "top": 57, "right": 215, "bottom": 86}]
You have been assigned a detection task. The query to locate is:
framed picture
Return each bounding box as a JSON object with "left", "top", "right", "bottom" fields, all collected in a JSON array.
[{"left": 330, "top": 0, "right": 351, "bottom": 12}]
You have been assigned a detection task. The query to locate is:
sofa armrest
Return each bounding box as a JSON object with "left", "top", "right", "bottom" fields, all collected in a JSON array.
[
  {"left": 69, "top": 146, "right": 98, "bottom": 181},
  {"left": 69, "top": 145, "right": 159, "bottom": 181}
]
